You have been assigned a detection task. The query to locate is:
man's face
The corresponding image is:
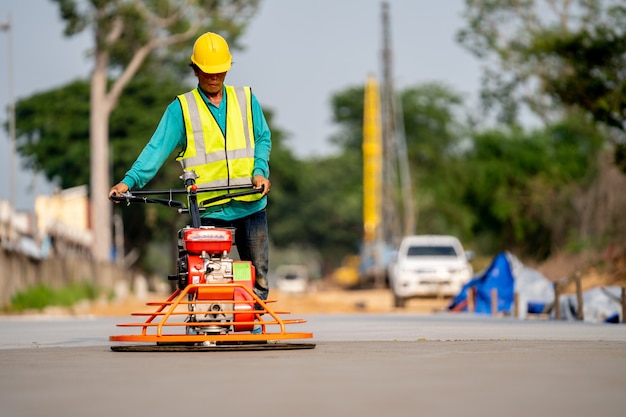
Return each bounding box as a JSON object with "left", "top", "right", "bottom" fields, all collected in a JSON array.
[{"left": 195, "top": 69, "right": 227, "bottom": 94}]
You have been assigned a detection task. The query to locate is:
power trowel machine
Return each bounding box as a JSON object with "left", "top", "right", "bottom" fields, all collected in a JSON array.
[{"left": 109, "top": 170, "right": 314, "bottom": 351}]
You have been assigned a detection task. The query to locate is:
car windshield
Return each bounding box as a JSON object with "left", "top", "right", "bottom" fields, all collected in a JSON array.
[
  {"left": 407, "top": 245, "right": 458, "bottom": 257},
  {"left": 283, "top": 273, "right": 300, "bottom": 280}
]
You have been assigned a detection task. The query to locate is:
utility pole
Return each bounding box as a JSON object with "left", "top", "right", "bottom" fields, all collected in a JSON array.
[
  {"left": 1, "top": 13, "right": 16, "bottom": 207},
  {"left": 380, "top": 2, "right": 415, "bottom": 244},
  {"left": 380, "top": 1, "right": 399, "bottom": 245}
]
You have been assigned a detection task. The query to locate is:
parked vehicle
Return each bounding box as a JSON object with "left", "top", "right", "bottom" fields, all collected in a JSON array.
[
  {"left": 389, "top": 235, "right": 473, "bottom": 307},
  {"left": 275, "top": 265, "right": 309, "bottom": 294}
]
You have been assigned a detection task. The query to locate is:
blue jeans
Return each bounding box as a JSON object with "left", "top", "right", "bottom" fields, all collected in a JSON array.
[{"left": 201, "top": 210, "right": 269, "bottom": 301}]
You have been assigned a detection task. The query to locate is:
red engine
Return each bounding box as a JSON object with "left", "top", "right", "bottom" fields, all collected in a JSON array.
[
  {"left": 173, "top": 226, "right": 256, "bottom": 333},
  {"left": 183, "top": 227, "right": 233, "bottom": 257}
]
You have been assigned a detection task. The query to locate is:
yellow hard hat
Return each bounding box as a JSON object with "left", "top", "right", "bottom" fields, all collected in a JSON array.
[{"left": 190, "top": 32, "right": 232, "bottom": 74}]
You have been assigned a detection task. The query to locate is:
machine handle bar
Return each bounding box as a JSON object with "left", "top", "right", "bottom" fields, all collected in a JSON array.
[
  {"left": 124, "top": 183, "right": 256, "bottom": 196},
  {"left": 110, "top": 186, "right": 263, "bottom": 209}
]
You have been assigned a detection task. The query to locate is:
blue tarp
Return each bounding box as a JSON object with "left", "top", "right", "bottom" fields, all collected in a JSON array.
[
  {"left": 448, "top": 251, "right": 623, "bottom": 323},
  {"left": 448, "top": 251, "right": 516, "bottom": 314}
]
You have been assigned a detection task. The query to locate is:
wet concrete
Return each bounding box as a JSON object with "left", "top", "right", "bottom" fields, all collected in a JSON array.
[{"left": 1, "top": 314, "right": 625, "bottom": 417}]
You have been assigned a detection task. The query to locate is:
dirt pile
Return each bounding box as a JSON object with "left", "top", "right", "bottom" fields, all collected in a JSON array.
[{"left": 535, "top": 247, "right": 626, "bottom": 293}]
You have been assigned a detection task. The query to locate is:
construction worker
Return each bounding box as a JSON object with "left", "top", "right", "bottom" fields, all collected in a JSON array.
[{"left": 109, "top": 32, "right": 272, "bottom": 324}]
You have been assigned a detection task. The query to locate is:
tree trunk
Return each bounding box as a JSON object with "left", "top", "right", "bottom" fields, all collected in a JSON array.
[{"left": 90, "top": 50, "right": 112, "bottom": 262}]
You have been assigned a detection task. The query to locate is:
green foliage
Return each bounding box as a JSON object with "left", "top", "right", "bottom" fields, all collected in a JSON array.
[
  {"left": 14, "top": 80, "right": 91, "bottom": 188},
  {"left": 461, "top": 114, "right": 604, "bottom": 257},
  {"left": 263, "top": 111, "right": 308, "bottom": 246},
  {"left": 11, "top": 0, "right": 623, "bottom": 275},
  {"left": 45, "top": 0, "right": 263, "bottom": 264},
  {"left": 535, "top": 25, "right": 626, "bottom": 131},
  {"left": 457, "top": 0, "right": 545, "bottom": 124},
  {"left": 7, "top": 282, "right": 99, "bottom": 312},
  {"left": 297, "top": 152, "right": 363, "bottom": 269},
  {"left": 14, "top": 74, "right": 190, "bottom": 190},
  {"left": 51, "top": 0, "right": 88, "bottom": 36},
  {"left": 309, "top": 82, "right": 613, "bottom": 265},
  {"left": 458, "top": 0, "right": 626, "bottom": 133},
  {"left": 14, "top": 73, "right": 191, "bottom": 273},
  {"left": 318, "top": 79, "right": 607, "bottom": 262},
  {"left": 11, "top": 71, "right": 614, "bottom": 273},
  {"left": 51, "top": 0, "right": 260, "bottom": 72},
  {"left": 402, "top": 83, "right": 464, "bottom": 165},
  {"left": 529, "top": 9, "right": 626, "bottom": 170},
  {"left": 328, "top": 86, "right": 366, "bottom": 151},
  {"left": 401, "top": 83, "right": 473, "bottom": 239},
  {"left": 111, "top": 74, "right": 199, "bottom": 272},
  {"left": 109, "top": 74, "right": 191, "bottom": 184},
  {"left": 316, "top": 82, "right": 473, "bottom": 266}
]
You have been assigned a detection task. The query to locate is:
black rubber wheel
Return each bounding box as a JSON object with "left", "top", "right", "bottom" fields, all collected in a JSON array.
[{"left": 393, "top": 294, "right": 406, "bottom": 308}]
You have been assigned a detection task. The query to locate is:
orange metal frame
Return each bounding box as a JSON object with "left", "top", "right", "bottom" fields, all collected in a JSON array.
[{"left": 110, "top": 282, "right": 313, "bottom": 344}]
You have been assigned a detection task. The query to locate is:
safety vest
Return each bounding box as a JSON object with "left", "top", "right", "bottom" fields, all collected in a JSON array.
[{"left": 176, "top": 86, "right": 262, "bottom": 207}]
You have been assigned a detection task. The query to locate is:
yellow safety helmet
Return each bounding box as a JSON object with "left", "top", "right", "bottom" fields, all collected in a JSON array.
[{"left": 190, "top": 32, "right": 232, "bottom": 74}]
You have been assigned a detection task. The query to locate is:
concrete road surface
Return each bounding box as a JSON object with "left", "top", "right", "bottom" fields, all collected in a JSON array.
[{"left": 1, "top": 313, "right": 626, "bottom": 417}]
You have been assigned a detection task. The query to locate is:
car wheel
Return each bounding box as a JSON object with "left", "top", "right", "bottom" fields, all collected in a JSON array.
[{"left": 394, "top": 294, "right": 406, "bottom": 308}]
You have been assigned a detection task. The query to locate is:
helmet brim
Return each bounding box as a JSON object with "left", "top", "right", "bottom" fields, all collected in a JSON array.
[{"left": 191, "top": 58, "right": 231, "bottom": 74}]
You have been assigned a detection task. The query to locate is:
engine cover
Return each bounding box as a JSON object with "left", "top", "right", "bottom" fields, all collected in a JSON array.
[{"left": 182, "top": 226, "right": 233, "bottom": 255}]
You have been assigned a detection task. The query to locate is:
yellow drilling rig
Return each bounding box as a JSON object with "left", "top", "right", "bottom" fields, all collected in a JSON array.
[{"left": 333, "top": 2, "right": 414, "bottom": 288}]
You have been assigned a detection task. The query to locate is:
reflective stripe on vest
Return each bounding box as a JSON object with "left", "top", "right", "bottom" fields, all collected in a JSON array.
[{"left": 176, "top": 86, "right": 260, "bottom": 207}]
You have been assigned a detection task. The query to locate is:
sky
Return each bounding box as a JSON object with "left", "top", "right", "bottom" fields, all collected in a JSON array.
[{"left": 0, "top": 0, "right": 482, "bottom": 210}]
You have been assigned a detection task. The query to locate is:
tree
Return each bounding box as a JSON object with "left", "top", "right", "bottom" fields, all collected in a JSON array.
[
  {"left": 307, "top": 82, "right": 473, "bottom": 269},
  {"left": 321, "top": 80, "right": 610, "bottom": 262},
  {"left": 261, "top": 112, "right": 308, "bottom": 247},
  {"left": 457, "top": 0, "right": 625, "bottom": 127},
  {"left": 456, "top": 0, "right": 626, "bottom": 257},
  {"left": 13, "top": 80, "right": 91, "bottom": 188},
  {"left": 461, "top": 113, "right": 604, "bottom": 258},
  {"left": 15, "top": 74, "right": 187, "bottom": 189},
  {"left": 14, "top": 74, "right": 189, "bottom": 270},
  {"left": 402, "top": 83, "right": 465, "bottom": 164},
  {"left": 529, "top": 7, "right": 626, "bottom": 171},
  {"left": 297, "top": 152, "right": 363, "bottom": 271},
  {"left": 51, "top": 0, "right": 260, "bottom": 262},
  {"left": 399, "top": 83, "right": 472, "bottom": 238}
]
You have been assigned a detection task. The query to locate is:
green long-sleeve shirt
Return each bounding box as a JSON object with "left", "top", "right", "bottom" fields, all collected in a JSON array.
[{"left": 120, "top": 85, "right": 271, "bottom": 221}]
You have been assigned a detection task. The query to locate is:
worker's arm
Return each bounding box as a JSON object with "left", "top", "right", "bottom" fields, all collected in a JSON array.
[
  {"left": 109, "top": 100, "right": 185, "bottom": 201},
  {"left": 250, "top": 92, "right": 271, "bottom": 196}
]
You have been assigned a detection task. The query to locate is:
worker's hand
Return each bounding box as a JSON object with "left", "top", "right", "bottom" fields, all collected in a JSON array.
[
  {"left": 253, "top": 175, "right": 271, "bottom": 196},
  {"left": 109, "top": 182, "right": 129, "bottom": 202}
]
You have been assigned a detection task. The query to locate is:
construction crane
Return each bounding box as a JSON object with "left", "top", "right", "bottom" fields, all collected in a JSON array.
[{"left": 359, "top": 75, "right": 387, "bottom": 287}]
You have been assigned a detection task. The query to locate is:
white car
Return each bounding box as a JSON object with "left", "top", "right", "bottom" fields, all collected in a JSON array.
[
  {"left": 389, "top": 235, "right": 473, "bottom": 307},
  {"left": 275, "top": 265, "right": 309, "bottom": 294}
]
